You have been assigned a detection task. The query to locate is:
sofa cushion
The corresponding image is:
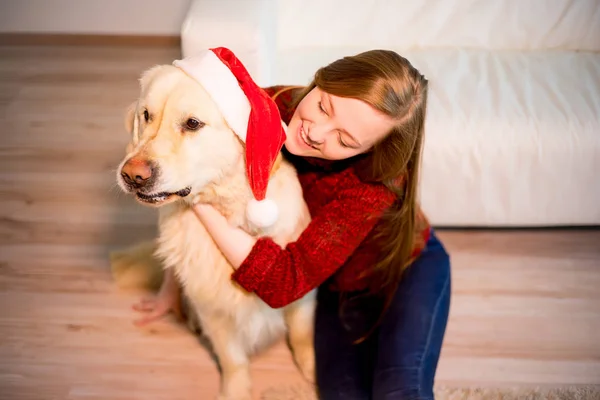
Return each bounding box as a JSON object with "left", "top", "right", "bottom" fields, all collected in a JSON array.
[{"left": 277, "top": 0, "right": 600, "bottom": 52}]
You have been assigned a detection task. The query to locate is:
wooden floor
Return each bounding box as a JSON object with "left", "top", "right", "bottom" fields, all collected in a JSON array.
[{"left": 0, "top": 43, "right": 599, "bottom": 399}]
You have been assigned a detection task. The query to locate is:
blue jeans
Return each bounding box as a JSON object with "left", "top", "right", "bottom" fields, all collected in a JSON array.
[{"left": 314, "top": 230, "right": 451, "bottom": 400}]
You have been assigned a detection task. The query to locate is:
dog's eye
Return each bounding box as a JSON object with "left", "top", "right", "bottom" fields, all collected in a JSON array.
[
  {"left": 185, "top": 118, "right": 204, "bottom": 131},
  {"left": 143, "top": 110, "right": 150, "bottom": 122}
]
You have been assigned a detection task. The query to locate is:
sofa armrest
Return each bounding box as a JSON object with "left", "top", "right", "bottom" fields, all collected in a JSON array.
[{"left": 180, "top": 0, "right": 277, "bottom": 86}]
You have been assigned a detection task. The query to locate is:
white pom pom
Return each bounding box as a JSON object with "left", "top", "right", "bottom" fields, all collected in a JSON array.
[{"left": 246, "top": 198, "right": 279, "bottom": 228}]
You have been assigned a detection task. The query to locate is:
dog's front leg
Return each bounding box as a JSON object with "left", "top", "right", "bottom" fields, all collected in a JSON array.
[
  {"left": 198, "top": 311, "right": 252, "bottom": 400},
  {"left": 284, "top": 292, "right": 317, "bottom": 384}
]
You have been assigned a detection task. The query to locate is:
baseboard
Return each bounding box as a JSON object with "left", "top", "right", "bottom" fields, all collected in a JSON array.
[{"left": 0, "top": 33, "right": 180, "bottom": 47}]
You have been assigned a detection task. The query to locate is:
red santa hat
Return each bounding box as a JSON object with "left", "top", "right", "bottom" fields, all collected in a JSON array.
[{"left": 173, "top": 47, "right": 286, "bottom": 228}]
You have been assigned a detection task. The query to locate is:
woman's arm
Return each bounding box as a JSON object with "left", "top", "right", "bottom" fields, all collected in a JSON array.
[
  {"left": 192, "top": 203, "right": 256, "bottom": 268},
  {"left": 193, "top": 182, "right": 396, "bottom": 309}
]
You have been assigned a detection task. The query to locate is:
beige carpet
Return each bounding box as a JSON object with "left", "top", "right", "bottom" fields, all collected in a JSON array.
[{"left": 260, "top": 383, "right": 600, "bottom": 400}]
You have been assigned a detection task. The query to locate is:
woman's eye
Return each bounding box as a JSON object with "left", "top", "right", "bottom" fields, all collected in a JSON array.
[
  {"left": 318, "top": 101, "right": 327, "bottom": 114},
  {"left": 338, "top": 137, "right": 351, "bottom": 148},
  {"left": 143, "top": 110, "right": 150, "bottom": 122},
  {"left": 185, "top": 118, "right": 205, "bottom": 131}
]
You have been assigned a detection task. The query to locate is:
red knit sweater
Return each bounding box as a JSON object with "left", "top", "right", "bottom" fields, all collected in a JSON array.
[{"left": 231, "top": 86, "right": 431, "bottom": 308}]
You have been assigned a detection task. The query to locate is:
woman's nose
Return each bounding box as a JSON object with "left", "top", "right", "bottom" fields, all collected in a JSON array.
[{"left": 308, "top": 123, "right": 328, "bottom": 145}]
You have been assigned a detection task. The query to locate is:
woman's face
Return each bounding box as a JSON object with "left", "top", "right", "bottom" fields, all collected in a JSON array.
[{"left": 284, "top": 87, "right": 395, "bottom": 160}]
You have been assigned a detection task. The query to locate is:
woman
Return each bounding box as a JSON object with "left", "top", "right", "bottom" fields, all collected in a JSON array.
[{"left": 134, "top": 49, "right": 451, "bottom": 400}]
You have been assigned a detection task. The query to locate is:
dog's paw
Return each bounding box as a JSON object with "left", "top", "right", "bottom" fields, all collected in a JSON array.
[
  {"left": 216, "top": 393, "right": 252, "bottom": 400},
  {"left": 218, "top": 368, "right": 252, "bottom": 400},
  {"left": 295, "top": 348, "right": 316, "bottom": 384}
]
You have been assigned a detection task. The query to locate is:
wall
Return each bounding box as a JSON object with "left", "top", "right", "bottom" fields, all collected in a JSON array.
[{"left": 0, "top": 0, "right": 191, "bottom": 35}]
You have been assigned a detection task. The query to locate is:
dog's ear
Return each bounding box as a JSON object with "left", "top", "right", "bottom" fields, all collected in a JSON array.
[{"left": 124, "top": 101, "right": 137, "bottom": 134}]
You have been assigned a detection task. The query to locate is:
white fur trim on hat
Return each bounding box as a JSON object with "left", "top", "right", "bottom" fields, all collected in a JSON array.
[{"left": 173, "top": 50, "right": 251, "bottom": 141}]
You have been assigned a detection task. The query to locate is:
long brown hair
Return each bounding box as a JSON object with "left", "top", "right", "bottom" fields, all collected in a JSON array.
[{"left": 293, "top": 49, "right": 429, "bottom": 339}]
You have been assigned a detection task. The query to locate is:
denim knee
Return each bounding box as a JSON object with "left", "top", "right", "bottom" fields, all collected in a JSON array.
[{"left": 372, "top": 366, "right": 434, "bottom": 400}]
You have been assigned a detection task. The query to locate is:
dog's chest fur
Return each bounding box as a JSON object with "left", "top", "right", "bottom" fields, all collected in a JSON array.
[{"left": 153, "top": 161, "right": 289, "bottom": 332}]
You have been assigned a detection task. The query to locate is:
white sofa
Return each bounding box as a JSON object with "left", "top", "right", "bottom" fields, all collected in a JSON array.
[{"left": 180, "top": 0, "right": 600, "bottom": 227}]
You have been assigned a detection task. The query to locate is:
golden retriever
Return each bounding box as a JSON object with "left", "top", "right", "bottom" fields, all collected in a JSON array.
[{"left": 115, "top": 62, "right": 316, "bottom": 400}]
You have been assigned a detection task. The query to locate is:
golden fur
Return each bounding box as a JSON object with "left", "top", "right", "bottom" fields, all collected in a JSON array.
[{"left": 114, "top": 64, "right": 316, "bottom": 400}]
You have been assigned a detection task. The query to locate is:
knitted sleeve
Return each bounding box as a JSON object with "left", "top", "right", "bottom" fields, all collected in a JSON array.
[{"left": 231, "top": 181, "right": 396, "bottom": 308}]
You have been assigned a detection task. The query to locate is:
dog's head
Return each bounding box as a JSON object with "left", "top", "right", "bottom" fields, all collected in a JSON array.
[{"left": 116, "top": 65, "right": 243, "bottom": 206}]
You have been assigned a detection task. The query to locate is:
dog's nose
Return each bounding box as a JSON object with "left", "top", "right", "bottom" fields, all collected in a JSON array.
[{"left": 121, "top": 158, "right": 153, "bottom": 188}]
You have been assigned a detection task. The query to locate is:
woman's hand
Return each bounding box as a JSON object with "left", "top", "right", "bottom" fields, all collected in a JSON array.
[
  {"left": 132, "top": 267, "right": 183, "bottom": 326},
  {"left": 192, "top": 203, "right": 257, "bottom": 269}
]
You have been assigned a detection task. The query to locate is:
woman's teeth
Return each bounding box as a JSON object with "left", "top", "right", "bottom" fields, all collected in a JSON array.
[{"left": 301, "top": 127, "right": 314, "bottom": 148}]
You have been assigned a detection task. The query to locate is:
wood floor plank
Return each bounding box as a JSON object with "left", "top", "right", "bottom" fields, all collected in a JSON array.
[{"left": 1, "top": 43, "right": 599, "bottom": 400}]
